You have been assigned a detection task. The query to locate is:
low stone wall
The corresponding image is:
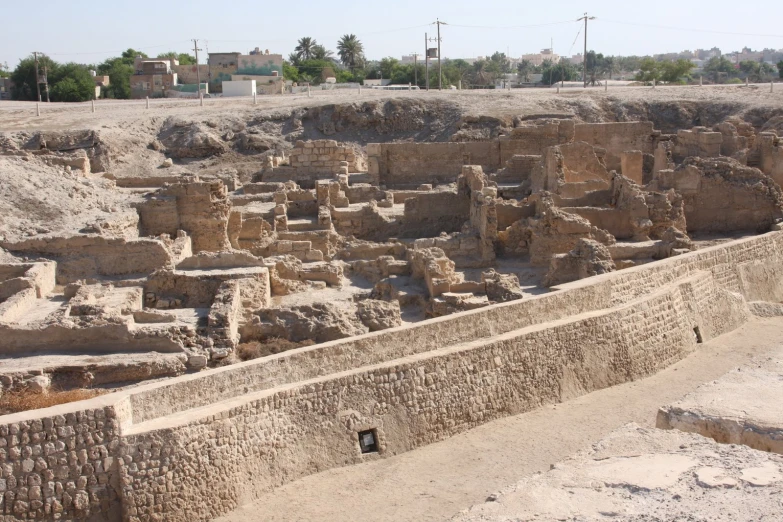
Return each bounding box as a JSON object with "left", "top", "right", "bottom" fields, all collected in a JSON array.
[
  {"left": 289, "top": 140, "right": 360, "bottom": 175},
  {"left": 1, "top": 237, "right": 175, "bottom": 285},
  {"left": 0, "top": 232, "right": 781, "bottom": 521}
]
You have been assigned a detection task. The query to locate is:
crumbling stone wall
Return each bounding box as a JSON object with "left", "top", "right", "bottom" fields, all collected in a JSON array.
[
  {"left": 138, "top": 181, "right": 231, "bottom": 252},
  {"left": 673, "top": 127, "right": 723, "bottom": 163},
  {"left": 1, "top": 237, "right": 180, "bottom": 285},
  {"left": 653, "top": 157, "right": 783, "bottom": 234},
  {"left": 574, "top": 122, "right": 656, "bottom": 171}
]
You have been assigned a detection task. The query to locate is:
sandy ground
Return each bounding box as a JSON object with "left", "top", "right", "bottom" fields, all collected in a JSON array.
[
  {"left": 1, "top": 83, "right": 781, "bottom": 133},
  {"left": 217, "top": 316, "right": 783, "bottom": 522}
]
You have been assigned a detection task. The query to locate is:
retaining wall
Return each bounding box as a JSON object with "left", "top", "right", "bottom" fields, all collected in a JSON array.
[{"left": 0, "top": 232, "right": 781, "bottom": 521}]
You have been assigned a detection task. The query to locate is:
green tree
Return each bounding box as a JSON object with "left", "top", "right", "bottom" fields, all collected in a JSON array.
[
  {"left": 379, "top": 57, "right": 399, "bottom": 80},
  {"left": 95, "top": 49, "right": 149, "bottom": 99},
  {"left": 541, "top": 60, "right": 578, "bottom": 84},
  {"left": 0, "top": 62, "right": 9, "bottom": 78},
  {"left": 10, "top": 54, "right": 60, "bottom": 101},
  {"left": 120, "top": 49, "right": 148, "bottom": 66},
  {"left": 97, "top": 58, "right": 133, "bottom": 99},
  {"left": 778, "top": 61, "right": 783, "bottom": 79},
  {"left": 704, "top": 56, "right": 737, "bottom": 83},
  {"left": 739, "top": 60, "right": 761, "bottom": 81},
  {"left": 49, "top": 62, "right": 95, "bottom": 101},
  {"left": 337, "top": 34, "right": 365, "bottom": 71},
  {"left": 295, "top": 38, "right": 318, "bottom": 61},
  {"left": 283, "top": 61, "right": 300, "bottom": 82},
  {"left": 517, "top": 59, "right": 533, "bottom": 82},
  {"left": 635, "top": 57, "right": 660, "bottom": 83},
  {"left": 157, "top": 52, "right": 196, "bottom": 65},
  {"left": 658, "top": 59, "right": 695, "bottom": 83},
  {"left": 50, "top": 78, "right": 87, "bottom": 102},
  {"left": 490, "top": 52, "right": 511, "bottom": 74}
]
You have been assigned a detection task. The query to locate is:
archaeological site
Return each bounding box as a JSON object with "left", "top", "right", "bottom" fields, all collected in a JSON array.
[{"left": 1, "top": 86, "right": 783, "bottom": 521}]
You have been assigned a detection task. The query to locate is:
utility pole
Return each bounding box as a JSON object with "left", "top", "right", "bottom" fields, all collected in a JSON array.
[
  {"left": 43, "top": 65, "right": 50, "bottom": 102},
  {"left": 434, "top": 19, "right": 447, "bottom": 90},
  {"left": 411, "top": 53, "right": 420, "bottom": 87},
  {"left": 578, "top": 13, "right": 595, "bottom": 88},
  {"left": 192, "top": 39, "right": 203, "bottom": 95},
  {"left": 33, "top": 52, "right": 42, "bottom": 102}
]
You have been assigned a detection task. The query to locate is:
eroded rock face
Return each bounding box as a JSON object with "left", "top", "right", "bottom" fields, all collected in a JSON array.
[
  {"left": 245, "top": 303, "right": 367, "bottom": 343},
  {"left": 544, "top": 238, "right": 616, "bottom": 287},
  {"left": 357, "top": 299, "right": 402, "bottom": 332}
]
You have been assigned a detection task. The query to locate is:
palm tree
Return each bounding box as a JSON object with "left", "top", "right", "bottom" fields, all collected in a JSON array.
[
  {"left": 600, "top": 56, "right": 616, "bottom": 81},
  {"left": 337, "top": 34, "right": 365, "bottom": 71},
  {"left": 295, "top": 37, "right": 317, "bottom": 61},
  {"left": 312, "top": 45, "right": 333, "bottom": 61},
  {"left": 472, "top": 60, "right": 492, "bottom": 86}
]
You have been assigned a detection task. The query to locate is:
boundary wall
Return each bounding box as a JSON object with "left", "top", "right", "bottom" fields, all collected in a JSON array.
[{"left": 0, "top": 232, "right": 782, "bottom": 521}]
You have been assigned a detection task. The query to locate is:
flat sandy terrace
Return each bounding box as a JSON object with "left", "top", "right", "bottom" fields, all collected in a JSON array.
[
  {"left": 217, "top": 316, "right": 783, "bottom": 522},
  {"left": 1, "top": 83, "right": 781, "bottom": 133}
]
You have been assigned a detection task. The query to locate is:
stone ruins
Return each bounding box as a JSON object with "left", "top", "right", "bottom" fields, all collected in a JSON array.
[{"left": 1, "top": 95, "right": 783, "bottom": 521}]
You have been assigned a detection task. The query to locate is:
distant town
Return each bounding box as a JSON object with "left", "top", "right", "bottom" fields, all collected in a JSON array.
[{"left": 2, "top": 41, "right": 782, "bottom": 102}]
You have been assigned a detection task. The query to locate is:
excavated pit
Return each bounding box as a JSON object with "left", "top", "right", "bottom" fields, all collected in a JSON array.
[{"left": 1, "top": 88, "right": 783, "bottom": 521}]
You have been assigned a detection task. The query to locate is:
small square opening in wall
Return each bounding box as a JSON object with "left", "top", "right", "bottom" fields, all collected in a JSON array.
[
  {"left": 358, "top": 429, "right": 379, "bottom": 454},
  {"left": 693, "top": 326, "right": 703, "bottom": 344}
]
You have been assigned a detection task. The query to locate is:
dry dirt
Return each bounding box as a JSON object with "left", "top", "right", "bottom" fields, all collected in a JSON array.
[{"left": 217, "top": 316, "right": 783, "bottom": 522}]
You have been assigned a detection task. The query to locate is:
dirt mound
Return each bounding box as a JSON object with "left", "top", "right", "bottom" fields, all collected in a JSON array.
[
  {"left": 158, "top": 117, "right": 229, "bottom": 159},
  {"left": 0, "top": 156, "right": 136, "bottom": 243},
  {"left": 293, "top": 98, "right": 463, "bottom": 143}
]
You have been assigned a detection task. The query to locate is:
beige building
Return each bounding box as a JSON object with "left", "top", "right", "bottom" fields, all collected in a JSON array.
[{"left": 521, "top": 49, "right": 561, "bottom": 66}]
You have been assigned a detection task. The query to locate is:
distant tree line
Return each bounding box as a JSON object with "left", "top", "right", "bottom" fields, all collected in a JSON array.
[
  {"left": 7, "top": 40, "right": 782, "bottom": 101},
  {"left": 8, "top": 49, "right": 196, "bottom": 102}
]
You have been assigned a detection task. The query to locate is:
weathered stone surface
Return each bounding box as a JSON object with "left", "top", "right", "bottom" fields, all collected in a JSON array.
[
  {"left": 245, "top": 303, "right": 368, "bottom": 343},
  {"left": 357, "top": 299, "right": 402, "bottom": 332}
]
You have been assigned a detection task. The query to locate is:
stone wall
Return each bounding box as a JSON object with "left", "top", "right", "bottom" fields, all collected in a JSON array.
[
  {"left": 673, "top": 127, "right": 723, "bottom": 163},
  {"left": 1, "top": 237, "right": 179, "bottom": 285},
  {"left": 1, "top": 232, "right": 783, "bottom": 521},
  {"left": 288, "top": 140, "right": 360, "bottom": 175},
  {"left": 138, "top": 181, "right": 231, "bottom": 253},
  {"left": 573, "top": 122, "right": 656, "bottom": 171}
]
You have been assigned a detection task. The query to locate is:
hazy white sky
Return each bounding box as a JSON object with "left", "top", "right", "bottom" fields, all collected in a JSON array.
[{"left": 3, "top": 0, "right": 782, "bottom": 68}]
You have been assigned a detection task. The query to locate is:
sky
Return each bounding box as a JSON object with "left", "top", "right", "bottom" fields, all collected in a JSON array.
[{"left": 2, "top": 0, "right": 783, "bottom": 69}]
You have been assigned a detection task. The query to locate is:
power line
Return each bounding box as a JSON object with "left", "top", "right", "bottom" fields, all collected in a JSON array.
[
  {"left": 447, "top": 20, "right": 577, "bottom": 30},
  {"left": 598, "top": 19, "right": 783, "bottom": 38}
]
